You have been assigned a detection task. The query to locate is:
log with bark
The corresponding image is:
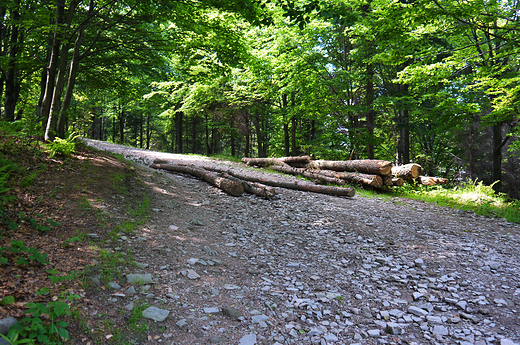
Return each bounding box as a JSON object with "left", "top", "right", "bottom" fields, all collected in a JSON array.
[
  {"left": 241, "top": 156, "right": 311, "bottom": 167},
  {"left": 269, "top": 165, "right": 346, "bottom": 186},
  {"left": 391, "top": 163, "right": 421, "bottom": 179},
  {"left": 202, "top": 166, "right": 355, "bottom": 197},
  {"left": 151, "top": 163, "right": 244, "bottom": 196},
  {"left": 417, "top": 176, "right": 448, "bottom": 186},
  {"left": 222, "top": 174, "right": 277, "bottom": 199},
  {"left": 311, "top": 170, "right": 384, "bottom": 188},
  {"left": 382, "top": 176, "right": 405, "bottom": 187},
  {"left": 302, "top": 159, "right": 392, "bottom": 176}
]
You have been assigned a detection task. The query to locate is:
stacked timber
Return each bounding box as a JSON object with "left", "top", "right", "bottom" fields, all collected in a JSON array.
[
  {"left": 241, "top": 157, "right": 448, "bottom": 189},
  {"left": 149, "top": 157, "right": 448, "bottom": 199}
]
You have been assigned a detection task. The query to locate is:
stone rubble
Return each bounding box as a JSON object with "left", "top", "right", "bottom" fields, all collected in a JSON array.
[{"left": 77, "top": 139, "right": 520, "bottom": 345}]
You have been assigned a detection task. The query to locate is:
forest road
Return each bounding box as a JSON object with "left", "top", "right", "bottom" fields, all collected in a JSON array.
[{"left": 84, "top": 139, "right": 520, "bottom": 345}]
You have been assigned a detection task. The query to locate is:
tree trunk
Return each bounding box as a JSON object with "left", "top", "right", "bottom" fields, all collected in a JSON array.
[
  {"left": 174, "top": 110, "right": 182, "bottom": 153},
  {"left": 45, "top": 39, "right": 71, "bottom": 140},
  {"left": 200, "top": 166, "right": 355, "bottom": 197},
  {"left": 308, "top": 169, "right": 384, "bottom": 188},
  {"left": 365, "top": 61, "right": 375, "bottom": 159},
  {"left": 269, "top": 165, "right": 346, "bottom": 186},
  {"left": 151, "top": 163, "right": 244, "bottom": 196},
  {"left": 391, "top": 163, "right": 421, "bottom": 179},
  {"left": 118, "top": 107, "right": 125, "bottom": 144},
  {"left": 303, "top": 159, "right": 392, "bottom": 176},
  {"left": 42, "top": 0, "right": 65, "bottom": 139},
  {"left": 146, "top": 113, "right": 151, "bottom": 149},
  {"left": 3, "top": 7, "right": 20, "bottom": 122},
  {"left": 417, "top": 176, "right": 448, "bottom": 186},
  {"left": 58, "top": 15, "right": 88, "bottom": 138},
  {"left": 242, "top": 156, "right": 311, "bottom": 167},
  {"left": 492, "top": 123, "right": 502, "bottom": 192}
]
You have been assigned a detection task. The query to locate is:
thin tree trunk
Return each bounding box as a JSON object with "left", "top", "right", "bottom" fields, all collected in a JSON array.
[
  {"left": 58, "top": 16, "right": 88, "bottom": 137},
  {"left": 118, "top": 107, "right": 125, "bottom": 144},
  {"left": 42, "top": 0, "right": 66, "bottom": 139},
  {"left": 139, "top": 113, "right": 143, "bottom": 148},
  {"left": 176, "top": 110, "right": 183, "bottom": 153},
  {"left": 366, "top": 61, "right": 375, "bottom": 159},
  {"left": 146, "top": 113, "right": 151, "bottom": 149},
  {"left": 493, "top": 123, "right": 502, "bottom": 192},
  {"left": 45, "top": 39, "right": 71, "bottom": 140},
  {"left": 282, "top": 94, "right": 290, "bottom": 156},
  {"left": 3, "top": 7, "right": 20, "bottom": 122}
]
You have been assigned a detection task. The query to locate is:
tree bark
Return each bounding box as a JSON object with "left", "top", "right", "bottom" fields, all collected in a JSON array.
[
  {"left": 492, "top": 123, "right": 502, "bottom": 192},
  {"left": 303, "top": 159, "right": 392, "bottom": 176},
  {"left": 391, "top": 163, "right": 421, "bottom": 179},
  {"left": 309, "top": 169, "right": 384, "bottom": 188},
  {"left": 202, "top": 166, "right": 355, "bottom": 197},
  {"left": 151, "top": 163, "right": 244, "bottom": 196},
  {"left": 241, "top": 156, "right": 311, "bottom": 167},
  {"left": 269, "top": 165, "right": 346, "bottom": 186},
  {"left": 383, "top": 176, "right": 405, "bottom": 187},
  {"left": 3, "top": 6, "right": 20, "bottom": 122}
]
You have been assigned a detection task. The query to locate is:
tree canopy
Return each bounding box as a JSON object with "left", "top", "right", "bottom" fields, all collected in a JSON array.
[{"left": 1, "top": 0, "right": 519, "bottom": 197}]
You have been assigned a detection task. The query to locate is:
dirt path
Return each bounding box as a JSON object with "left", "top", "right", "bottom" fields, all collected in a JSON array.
[{"left": 83, "top": 139, "right": 520, "bottom": 345}]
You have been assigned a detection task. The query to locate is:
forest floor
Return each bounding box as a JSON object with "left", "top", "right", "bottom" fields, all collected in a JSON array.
[{"left": 1, "top": 138, "right": 520, "bottom": 345}]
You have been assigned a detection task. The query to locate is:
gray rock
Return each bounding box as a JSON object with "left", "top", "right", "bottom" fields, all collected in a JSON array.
[
  {"left": 176, "top": 319, "right": 188, "bottom": 329},
  {"left": 0, "top": 317, "right": 17, "bottom": 335},
  {"left": 367, "top": 329, "right": 381, "bottom": 337},
  {"left": 408, "top": 306, "right": 428, "bottom": 317},
  {"left": 204, "top": 307, "right": 221, "bottom": 315},
  {"left": 432, "top": 325, "right": 449, "bottom": 336},
  {"left": 238, "top": 333, "right": 257, "bottom": 345},
  {"left": 90, "top": 276, "right": 101, "bottom": 286},
  {"left": 222, "top": 306, "right": 241, "bottom": 320},
  {"left": 187, "top": 269, "right": 201, "bottom": 280},
  {"left": 126, "top": 273, "right": 153, "bottom": 284},
  {"left": 500, "top": 340, "right": 519, "bottom": 345},
  {"left": 125, "top": 286, "right": 136, "bottom": 294},
  {"left": 108, "top": 282, "right": 121, "bottom": 289},
  {"left": 385, "top": 322, "right": 403, "bottom": 335},
  {"left": 252, "top": 314, "right": 269, "bottom": 324},
  {"left": 208, "top": 336, "right": 229, "bottom": 344},
  {"left": 324, "top": 333, "right": 339, "bottom": 342},
  {"left": 142, "top": 306, "right": 169, "bottom": 322}
]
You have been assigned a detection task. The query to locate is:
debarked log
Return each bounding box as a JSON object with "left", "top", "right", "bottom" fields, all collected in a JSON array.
[
  {"left": 417, "top": 176, "right": 448, "bottom": 186},
  {"left": 151, "top": 163, "right": 244, "bottom": 196},
  {"left": 391, "top": 163, "right": 422, "bottom": 179},
  {"left": 302, "top": 159, "right": 392, "bottom": 176}
]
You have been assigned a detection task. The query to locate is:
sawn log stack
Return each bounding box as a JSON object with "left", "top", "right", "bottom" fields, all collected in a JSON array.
[{"left": 150, "top": 157, "right": 447, "bottom": 199}]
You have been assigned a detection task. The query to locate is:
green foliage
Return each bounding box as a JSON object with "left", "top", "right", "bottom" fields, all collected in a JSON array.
[
  {"left": 0, "top": 240, "right": 49, "bottom": 266},
  {"left": 47, "top": 133, "right": 79, "bottom": 159},
  {"left": 4, "top": 300, "right": 74, "bottom": 345},
  {"left": 16, "top": 212, "right": 61, "bottom": 232},
  {"left": 1, "top": 295, "right": 15, "bottom": 305},
  {"left": 128, "top": 300, "right": 151, "bottom": 333},
  {"left": 397, "top": 179, "right": 520, "bottom": 223}
]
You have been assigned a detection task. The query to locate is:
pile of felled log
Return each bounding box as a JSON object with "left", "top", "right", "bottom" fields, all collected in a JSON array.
[
  {"left": 150, "top": 160, "right": 355, "bottom": 199},
  {"left": 241, "top": 156, "right": 448, "bottom": 189},
  {"left": 149, "top": 156, "right": 447, "bottom": 199}
]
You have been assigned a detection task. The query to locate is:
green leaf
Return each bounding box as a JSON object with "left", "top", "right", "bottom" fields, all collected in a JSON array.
[
  {"left": 0, "top": 295, "right": 15, "bottom": 305},
  {"left": 57, "top": 327, "right": 69, "bottom": 339}
]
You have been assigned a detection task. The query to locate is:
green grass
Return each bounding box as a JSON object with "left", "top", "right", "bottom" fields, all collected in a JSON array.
[{"left": 395, "top": 179, "right": 520, "bottom": 223}]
